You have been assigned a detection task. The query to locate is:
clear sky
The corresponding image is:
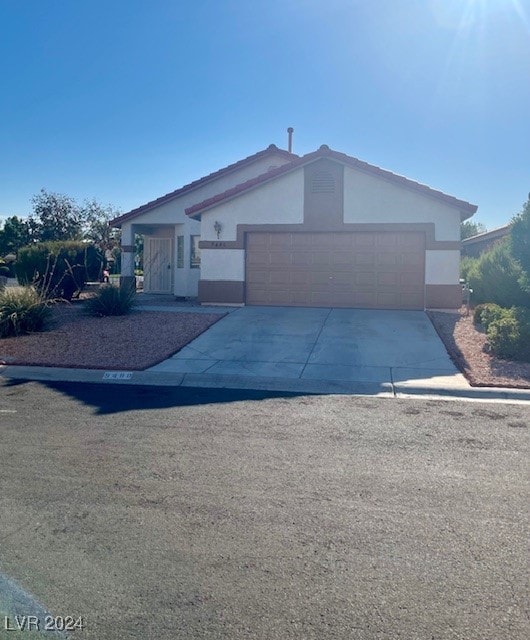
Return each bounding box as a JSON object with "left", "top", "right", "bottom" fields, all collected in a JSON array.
[{"left": 1, "top": 0, "right": 529, "bottom": 229}]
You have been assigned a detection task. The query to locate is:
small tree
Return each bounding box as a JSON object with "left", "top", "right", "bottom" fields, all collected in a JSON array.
[
  {"left": 510, "top": 193, "right": 530, "bottom": 293},
  {"left": 466, "top": 240, "right": 528, "bottom": 308},
  {"left": 29, "top": 189, "right": 83, "bottom": 242},
  {"left": 461, "top": 220, "right": 487, "bottom": 240},
  {"left": 0, "top": 216, "right": 32, "bottom": 255},
  {"left": 79, "top": 198, "right": 121, "bottom": 249}
]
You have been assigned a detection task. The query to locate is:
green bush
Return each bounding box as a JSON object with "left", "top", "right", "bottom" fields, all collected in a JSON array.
[
  {"left": 0, "top": 286, "right": 52, "bottom": 338},
  {"left": 473, "top": 303, "right": 509, "bottom": 329},
  {"left": 460, "top": 256, "right": 478, "bottom": 283},
  {"left": 16, "top": 241, "right": 103, "bottom": 301},
  {"left": 466, "top": 240, "right": 528, "bottom": 308},
  {"left": 86, "top": 283, "right": 136, "bottom": 317},
  {"left": 486, "top": 306, "right": 530, "bottom": 361}
]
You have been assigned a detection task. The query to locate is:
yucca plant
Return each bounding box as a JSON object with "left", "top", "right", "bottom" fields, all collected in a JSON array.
[
  {"left": 0, "top": 286, "right": 52, "bottom": 338},
  {"left": 86, "top": 283, "right": 136, "bottom": 317}
]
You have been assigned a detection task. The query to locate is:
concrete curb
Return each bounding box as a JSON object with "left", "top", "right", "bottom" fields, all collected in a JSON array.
[{"left": 1, "top": 364, "right": 529, "bottom": 403}]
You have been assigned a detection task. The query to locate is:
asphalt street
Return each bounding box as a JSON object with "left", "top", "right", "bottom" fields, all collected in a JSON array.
[{"left": 0, "top": 380, "right": 528, "bottom": 640}]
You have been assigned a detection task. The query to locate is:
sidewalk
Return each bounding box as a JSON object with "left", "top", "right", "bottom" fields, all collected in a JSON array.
[{"left": 1, "top": 297, "right": 529, "bottom": 403}]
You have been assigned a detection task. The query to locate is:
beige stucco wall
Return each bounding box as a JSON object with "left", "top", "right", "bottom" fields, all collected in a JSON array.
[
  {"left": 425, "top": 250, "right": 461, "bottom": 285},
  {"left": 200, "top": 249, "right": 245, "bottom": 281},
  {"left": 200, "top": 171, "right": 305, "bottom": 242},
  {"left": 343, "top": 166, "right": 461, "bottom": 241}
]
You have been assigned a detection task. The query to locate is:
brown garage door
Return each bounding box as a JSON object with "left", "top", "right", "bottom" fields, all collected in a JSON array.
[{"left": 246, "top": 232, "right": 425, "bottom": 309}]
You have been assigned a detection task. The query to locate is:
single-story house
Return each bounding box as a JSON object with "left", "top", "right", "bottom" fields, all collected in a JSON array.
[
  {"left": 461, "top": 224, "right": 511, "bottom": 258},
  {"left": 111, "top": 144, "right": 477, "bottom": 309}
]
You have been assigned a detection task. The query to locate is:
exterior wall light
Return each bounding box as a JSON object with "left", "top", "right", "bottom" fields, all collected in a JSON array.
[{"left": 214, "top": 221, "right": 222, "bottom": 239}]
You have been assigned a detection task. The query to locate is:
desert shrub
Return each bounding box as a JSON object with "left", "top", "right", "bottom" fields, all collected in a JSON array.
[
  {"left": 0, "top": 286, "right": 52, "bottom": 338},
  {"left": 460, "top": 256, "right": 478, "bottom": 283},
  {"left": 16, "top": 241, "right": 103, "bottom": 301},
  {"left": 473, "top": 303, "right": 509, "bottom": 329},
  {"left": 486, "top": 306, "right": 530, "bottom": 361},
  {"left": 510, "top": 194, "right": 530, "bottom": 292},
  {"left": 466, "top": 241, "right": 528, "bottom": 308},
  {"left": 487, "top": 316, "right": 520, "bottom": 359},
  {"left": 86, "top": 283, "right": 136, "bottom": 317}
]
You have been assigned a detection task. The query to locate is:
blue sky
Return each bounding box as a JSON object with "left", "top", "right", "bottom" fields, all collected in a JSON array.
[{"left": 1, "top": 0, "right": 529, "bottom": 229}]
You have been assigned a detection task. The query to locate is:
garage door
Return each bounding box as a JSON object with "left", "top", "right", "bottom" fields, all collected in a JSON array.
[{"left": 246, "top": 232, "right": 425, "bottom": 309}]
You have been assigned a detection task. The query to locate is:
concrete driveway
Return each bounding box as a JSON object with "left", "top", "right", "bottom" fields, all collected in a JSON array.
[{"left": 151, "top": 307, "right": 465, "bottom": 390}]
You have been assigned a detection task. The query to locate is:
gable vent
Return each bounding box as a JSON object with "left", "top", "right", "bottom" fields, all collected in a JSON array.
[{"left": 311, "top": 170, "right": 335, "bottom": 194}]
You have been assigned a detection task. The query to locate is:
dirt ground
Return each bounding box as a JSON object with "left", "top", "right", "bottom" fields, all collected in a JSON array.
[
  {"left": 0, "top": 303, "right": 224, "bottom": 370},
  {"left": 428, "top": 308, "right": 530, "bottom": 389}
]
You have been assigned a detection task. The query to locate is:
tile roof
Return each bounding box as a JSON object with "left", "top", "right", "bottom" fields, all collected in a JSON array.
[
  {"left": 462, "top": 224, "right": 512, "bottom": 245},
  {"left": 186, "top": 144, "right": 478, "bottom": 218},
  {"left": 110, "top": 144, "right": 297, "bottom": 227}
]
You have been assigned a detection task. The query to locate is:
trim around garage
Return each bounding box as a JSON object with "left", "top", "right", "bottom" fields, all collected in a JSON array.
[
  {"left": 199, "top": 282, "right": 462, "bottom": 309},
  {"left": 199, "top": 223, "right": 461, "bottom": 250},
  {"left": 199, "top": 280, "right": 245, "bottom": 304},
  {"left": 425, "top": 284, "right": 462, "bottom": 309}
]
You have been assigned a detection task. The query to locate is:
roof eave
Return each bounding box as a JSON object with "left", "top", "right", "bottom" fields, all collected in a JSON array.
[
  {"left": 110, "top": 144, "right": 298, "bottom": 227},
  {"left": 186, "top": 147, "right": 479, "bottom": 219}
]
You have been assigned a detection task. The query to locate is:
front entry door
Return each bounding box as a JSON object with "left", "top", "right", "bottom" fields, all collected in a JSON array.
[{"left": 145, "top": 237, "right": 173, "bottom": 293}]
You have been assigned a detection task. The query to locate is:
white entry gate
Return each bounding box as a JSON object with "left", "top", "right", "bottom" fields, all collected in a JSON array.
[{"left": 144, "top": 237, "right": 173, "bottom": 293}]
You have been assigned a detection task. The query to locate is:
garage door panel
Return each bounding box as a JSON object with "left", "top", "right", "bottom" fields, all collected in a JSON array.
[
  {"left": 333, "top": 252, "right": 355, "bottom": 265},
  {"left": 290, "top": 272, "right": 309, "bottom": 285},
  {"left": 292, "top": 253, "right": 311, "bottom": 266},
  {"left": 246, "top": 252, "right": 270, "bottom": 266},
  {"left": 355, "top": 272, "right": 376, "bottom": 286},
  {"left": 269, "top": 251, "right": 291, "bottom": 265},
  {"left": 312, "top": 252, "right": 331, "bottom": 265},
  {"left": 247, "top": 269, "right": 270, "bottom": 284},
  {"left": 355, "top": 252, "right": 375, "bottom": 266},
  {"left": 402, "top": 272, "right": 424, "bottom": 287},
  {"left": 378, "top": 272, "right": 399, "bottom": 287},
  {"left": 377, "top": 252, "right": 400, "bottom": 266},
  {"left": 355, "top": 291, "right": 378, "bottom": 307},
  {"left": 246, "top": 232, "right": 425, "bottom": 309},
  {"left": 269, "top": 272, "right": 291, "bottom": 285},
  {"left": 402, "top": 253, "right": 424, "bottom": 267},
  {"left": 354, "top": 234, "right": 376, "bottom": 247}
]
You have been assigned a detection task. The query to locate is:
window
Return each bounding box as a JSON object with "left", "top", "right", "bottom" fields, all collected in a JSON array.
[
  {"left": 176, "top": 235, "right": 184, "bottom": 268},
  {"left": 190, "top": 235, "right": 201, "bottom": 268}
]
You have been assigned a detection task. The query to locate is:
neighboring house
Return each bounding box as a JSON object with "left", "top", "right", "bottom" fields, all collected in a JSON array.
[
  {"left": 111, "top": 144, "right": 477, "bottom": 309},
  {"left": 461, "top": 224, "right": 512, "bottom": 258}
]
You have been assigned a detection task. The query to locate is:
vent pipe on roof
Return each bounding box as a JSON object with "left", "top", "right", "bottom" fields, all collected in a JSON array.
[{"left": 287, "top": 127, "right": 294, "bottom": 153}]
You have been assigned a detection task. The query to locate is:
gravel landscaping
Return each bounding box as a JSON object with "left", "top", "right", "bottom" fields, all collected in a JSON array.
[
  {"left": 428, "top": 308, "right": 530, "bottom": 389},
  {"left": 0, "top": 302, "right": 224, "bottom": 370}
]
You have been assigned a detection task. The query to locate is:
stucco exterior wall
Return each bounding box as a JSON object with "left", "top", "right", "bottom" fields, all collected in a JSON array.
[
  {"left": 425, "top": 250, "right": 461, "bottom": 285},
  {"left": 343, "top": 167, "right": 461, "bottom": 241},
  {"left": 122, "top": 151, "right": 291, "bottom": 297},
  {"left": 200, "top": 171, "right": 305, "bottom": 242},
  {"left": 200, "top": 249, "right": 245, "bottom": 281},
  {"left": 125, "top": 153, "right": 292, "bottom": 227}
]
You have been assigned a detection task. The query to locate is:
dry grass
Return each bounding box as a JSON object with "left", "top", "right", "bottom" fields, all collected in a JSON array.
[
  {"left": 428, "top": 308, "right": 530, "bottom": 389},
  {"left": 0, "top": 302, "right": 224, "bottom": 370}
]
